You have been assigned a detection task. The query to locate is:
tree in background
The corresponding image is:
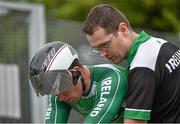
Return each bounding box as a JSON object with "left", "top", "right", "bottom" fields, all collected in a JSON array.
[
  {"left": 24, "top": 0, "right": 180, "bottom": 33},
  {"left": 4, "top": 0, "right": 180, "bottom": 33}
]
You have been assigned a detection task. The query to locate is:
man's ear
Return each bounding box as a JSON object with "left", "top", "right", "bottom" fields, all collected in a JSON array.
[{"left": 118, "top": 22, "right": 128, "bottom": 33}]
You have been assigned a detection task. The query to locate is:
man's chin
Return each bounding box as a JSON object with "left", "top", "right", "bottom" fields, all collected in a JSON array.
[{"left": 69, "top": 98, "right": 80, "bottom": 104}]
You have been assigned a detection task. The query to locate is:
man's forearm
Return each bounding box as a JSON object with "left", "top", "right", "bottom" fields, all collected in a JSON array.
[{"left": 124, "top": 119, "right": 147, "bottom": 124}]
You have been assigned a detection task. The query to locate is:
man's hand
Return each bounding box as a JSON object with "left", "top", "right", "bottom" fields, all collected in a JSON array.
[{"left": 124, "top": 119, "right": 147, "bottom": 124}]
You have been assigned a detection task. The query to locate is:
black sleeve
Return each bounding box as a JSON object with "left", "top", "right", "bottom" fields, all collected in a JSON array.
[{"left": 124, "top": 67, "right": 156, "bottom": 120}]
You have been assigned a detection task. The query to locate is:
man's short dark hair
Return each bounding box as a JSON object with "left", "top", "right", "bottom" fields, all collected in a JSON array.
[{"left": 82, "top": 4, "right": 132, "bottom": 35}]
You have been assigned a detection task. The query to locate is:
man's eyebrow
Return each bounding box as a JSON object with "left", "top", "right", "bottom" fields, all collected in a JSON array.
[{"left": 98, "top": 40, "right": 111, "bottom": 47}]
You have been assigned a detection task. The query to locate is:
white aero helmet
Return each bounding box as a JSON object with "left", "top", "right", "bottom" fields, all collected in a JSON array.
[{"left": 29, "top": 41, "right": 79, "bottom": 96}]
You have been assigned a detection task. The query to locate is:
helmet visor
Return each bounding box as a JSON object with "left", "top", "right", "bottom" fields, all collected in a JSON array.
[
  {"left": 29, "top": 70, "right": 74, "bottom": 96},
  {"left": 50, "top": 70, "right": 74, "bottom": 95}
]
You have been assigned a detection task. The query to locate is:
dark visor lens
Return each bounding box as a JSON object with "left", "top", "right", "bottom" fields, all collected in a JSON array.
[{"left": 29, "top": 74, "right": 43, "bottom": 96}]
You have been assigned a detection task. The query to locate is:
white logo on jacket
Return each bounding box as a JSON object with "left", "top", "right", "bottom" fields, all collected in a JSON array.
[{"left": 90, "top": 77, "right": 112, "bottom": 117}]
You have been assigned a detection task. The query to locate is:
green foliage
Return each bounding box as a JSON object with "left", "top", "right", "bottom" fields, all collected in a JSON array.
[{"left": 21, "top": 0, "right": 180, "bottom": 33}]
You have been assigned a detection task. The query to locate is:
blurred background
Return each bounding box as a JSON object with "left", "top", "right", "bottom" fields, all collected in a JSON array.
[{"left": 0, "top": 0, "right": 179, "bottom": 123}]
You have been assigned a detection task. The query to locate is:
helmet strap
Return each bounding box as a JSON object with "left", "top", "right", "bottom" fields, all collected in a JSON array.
[
  {"left": 80, "top": 76, "right": 87, "bottom": 96},
  {"left": 71, "top": 70, "right": 87, "bottom": 96}
]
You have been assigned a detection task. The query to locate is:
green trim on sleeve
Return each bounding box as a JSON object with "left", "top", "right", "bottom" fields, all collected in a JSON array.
[{"left": 124, "top": 108, "right": 151, "bottom": 120}]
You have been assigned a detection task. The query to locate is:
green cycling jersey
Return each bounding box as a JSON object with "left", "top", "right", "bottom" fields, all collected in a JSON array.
[{"left": 45, "top": 64, "right": 128, "bottom": 123}]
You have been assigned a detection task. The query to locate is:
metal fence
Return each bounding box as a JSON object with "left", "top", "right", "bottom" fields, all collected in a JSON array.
[
  {"left": 0, "top": 1, "right": 47, "bottom": 123},
  {"left": 0, "top": 10, "right": 30, "bottom": 123}
]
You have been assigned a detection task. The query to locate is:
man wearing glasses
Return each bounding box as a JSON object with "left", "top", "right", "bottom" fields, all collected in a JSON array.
[
  {"left": 82, "top": 4, "right": 180, "bottom": 123},
  {"left": 29, "top": 41, "right": 128, "bottom": 123}
]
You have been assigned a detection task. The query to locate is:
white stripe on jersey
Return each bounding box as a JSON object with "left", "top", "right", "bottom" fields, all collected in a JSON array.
[
  {"left": 130, "top": 37, "right": 167, "bottom": 70},
  {"left": 125, "top": 108, "right": 151, "bottom": 112},
  {"left": 54, "top": 96, "right": 58, "bottom": 123}
]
